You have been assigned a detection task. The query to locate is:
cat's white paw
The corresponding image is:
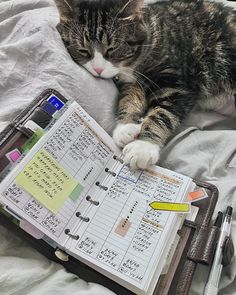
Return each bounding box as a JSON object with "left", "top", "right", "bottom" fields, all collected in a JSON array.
[
  {"left": 123, "top": 140, "right": 160, "bottom": 170},
  {"left": 113, "top": 123, "right": 142, "bottom": 148}
]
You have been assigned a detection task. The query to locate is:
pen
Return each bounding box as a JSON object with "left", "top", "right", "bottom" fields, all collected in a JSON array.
[
  {"left": 214, "top": 211, "right": 223, "bottom": 228},
  {"left": 204, "top": 206, "right": 233, "bottom": 295}
]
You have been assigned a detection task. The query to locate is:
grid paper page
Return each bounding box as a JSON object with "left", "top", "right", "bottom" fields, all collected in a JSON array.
[{"left": 0, "top": 102, "right": 119, "bottom": 244}]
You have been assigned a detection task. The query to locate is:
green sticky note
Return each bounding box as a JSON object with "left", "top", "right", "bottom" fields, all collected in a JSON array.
[
  {"left": 69, "top": 184, "right": 84, "bottom": 201},
  {"left": 22, "top": 129, "right": 44, "bottom": 152},
  {"left": 15, "top": 148, "right": 78, "bottom": 213}
]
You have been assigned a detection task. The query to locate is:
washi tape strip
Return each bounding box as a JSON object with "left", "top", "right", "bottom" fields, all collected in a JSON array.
[{"left": 149, "top": 201, "right": 191, "bottom": 213}]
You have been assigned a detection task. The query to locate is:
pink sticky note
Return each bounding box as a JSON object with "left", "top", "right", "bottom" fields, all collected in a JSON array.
[{"left": 6, "top": 149, "right": 21, "bottom": 163}]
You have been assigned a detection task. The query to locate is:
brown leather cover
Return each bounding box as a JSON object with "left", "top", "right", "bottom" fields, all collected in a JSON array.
[
  {"left": 155, "top": 180, "right": 219, "bottom": 295},
  {"left": 0, "top": 89, "right": 219, "bottom": 295}
]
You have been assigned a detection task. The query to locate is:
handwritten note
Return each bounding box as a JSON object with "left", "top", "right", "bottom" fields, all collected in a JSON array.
[
  {"left": 73, "top": 164, "right": 193, "bottom": 289},
  {"left": 15, "top": 149, "right": 78, "bottom": 213},
  {"left": 0, "top": 102, "right": 116, "bottom": 242}
]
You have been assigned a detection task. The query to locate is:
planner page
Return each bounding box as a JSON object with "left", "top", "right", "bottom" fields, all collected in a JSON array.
[
  {"left": 0, "top": 101, "right": 120, "bottom": 245},
  {"left": 67, "top": 164, "right": 193, "bottom": 294}
]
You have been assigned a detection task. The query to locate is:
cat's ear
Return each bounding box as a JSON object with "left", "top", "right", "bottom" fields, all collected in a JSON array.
[
  {"left": 119, "top": 0, "right": 144, "bottom": 20},
  {"left": 54, "top": 0, "right": 74, "bottom": 22}
]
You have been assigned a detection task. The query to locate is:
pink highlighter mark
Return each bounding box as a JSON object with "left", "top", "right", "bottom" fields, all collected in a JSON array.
[{"left": 6, "top": 149, "right": 22, "bottom": 163}]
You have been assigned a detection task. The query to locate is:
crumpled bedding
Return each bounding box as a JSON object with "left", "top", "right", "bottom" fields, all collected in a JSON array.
[{"left": 0, "top": 0, "right": 235, "bottom": 294}]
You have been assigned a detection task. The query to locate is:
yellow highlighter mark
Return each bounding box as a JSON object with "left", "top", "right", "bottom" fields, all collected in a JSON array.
[
  {"left": 149, "top": 201, "right": 190, "bottom": 213},
  {"left": 142, "top": 218, "right": 163, "bottom": 230},
  {"left": 16, "top": 148, "right": 78, "bottom": 213}
]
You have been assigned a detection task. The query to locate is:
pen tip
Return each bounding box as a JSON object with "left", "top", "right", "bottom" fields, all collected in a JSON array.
[{"left": 226, "top": 206, "right": 233, "bottom": 216}]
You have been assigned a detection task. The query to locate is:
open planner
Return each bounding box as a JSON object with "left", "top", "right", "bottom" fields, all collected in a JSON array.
[{"left": 0, "top": 100, "right": 195, "bottom": 295}]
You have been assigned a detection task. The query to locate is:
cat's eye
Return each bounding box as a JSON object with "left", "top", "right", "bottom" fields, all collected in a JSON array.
[
  {"left": 127, "top": 40, "right": 144, "bottom": 47},
  {"left": 63, "top": 40, "right": 70, "bottom": 47},
  {"left": 105, "top": 47, "right": 115, "bottom": 58},
  {"left": 78, "top": 49, "right": 91, "bottom": 58}
]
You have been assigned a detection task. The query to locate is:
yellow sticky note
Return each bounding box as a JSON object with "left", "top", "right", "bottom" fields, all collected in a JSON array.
[
  {"left": 149, "top": 201, "right": 190, "bottom": 213},
  {"left": 16, "top": 148, "right": 78, "bottom": 213}
]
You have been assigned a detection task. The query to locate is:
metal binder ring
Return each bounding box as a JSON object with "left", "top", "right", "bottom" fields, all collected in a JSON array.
[
  {"left": 105, "top": 168, "right": 116, "bottom": 177},
  {"left": 64, "top": 229, "right": 79, "bottom": 240},
  {"left": 86, "top": 195, "right": 100, "bottom": 206},
  {"left": 113, "top": 155, "right": 124, "bottom": 164},
  {"left": 96, "top": 181, "right": 108, "bottom": 191},
  {"left": 76, "top": 212, "right": 90, "bottom": 222}
]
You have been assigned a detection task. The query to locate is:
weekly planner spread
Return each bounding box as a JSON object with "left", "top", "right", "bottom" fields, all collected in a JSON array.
[{"left": 0, "top": 101, "right": 194, "bottom": 295}]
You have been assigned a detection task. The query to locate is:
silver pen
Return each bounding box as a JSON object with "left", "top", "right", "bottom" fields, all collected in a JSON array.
[{"left": 204, "top": 206, "right": 233, "bottom": 295}]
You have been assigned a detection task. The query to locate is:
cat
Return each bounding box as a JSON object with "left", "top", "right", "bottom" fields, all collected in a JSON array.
[{"left": 54, "top": 0, "right": 236, "bottom": 170}]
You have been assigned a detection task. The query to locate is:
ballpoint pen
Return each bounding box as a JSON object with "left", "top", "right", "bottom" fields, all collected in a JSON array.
[{"left": 204, "top": 206, "right": 233, "bottom": 295}]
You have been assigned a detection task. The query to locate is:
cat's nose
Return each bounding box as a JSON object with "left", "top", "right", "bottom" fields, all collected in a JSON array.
[{"left": 94, "top": 67, "right": 104, "bottom": 75}]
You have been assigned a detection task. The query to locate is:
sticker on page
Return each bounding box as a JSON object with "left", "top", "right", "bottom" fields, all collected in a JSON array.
[{"left": 15, "top": 148, "right": 78, "bottom": 213}]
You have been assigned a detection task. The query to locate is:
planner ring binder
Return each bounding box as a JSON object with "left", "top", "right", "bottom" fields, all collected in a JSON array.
[
  {"left": 68, "top": 159, "right": 122, "bottom": 235},
  {"left": 105, "top": 168, "right": 116, "bottom": 177},
  {"left": 62, "top": 152, "right": 126, "bottom": 246},
  {"left": 64, "top": 229, "right": 80, "bottom": 240},
  {"left": 75, "top": 212, "right": 90, "bottom": 222},
  {"left": 86, "top": 196, "right": 99, "bottom": 206},
  {"left": 113, "top": 155, "right": 124, "bottom": 163},
  {"left": 95, "top": 181, "right": 108, "bottom": 191}
]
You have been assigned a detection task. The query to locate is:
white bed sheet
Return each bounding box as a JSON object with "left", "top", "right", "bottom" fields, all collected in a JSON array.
[{"left": 0, "top": 0, "right": 236, "bottom": 294}]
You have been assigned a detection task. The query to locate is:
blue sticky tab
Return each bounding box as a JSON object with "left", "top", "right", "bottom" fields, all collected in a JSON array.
[
  {"left": 41, "top": 102, "right": 57, "bottom": 116},
  {"left": 47, "top": 95, "right": 65, "bottom": 110}
]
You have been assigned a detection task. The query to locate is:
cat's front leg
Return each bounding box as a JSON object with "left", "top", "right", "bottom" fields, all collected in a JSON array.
[
  {"left": 113, "top": 122, "right": 142, "bottom": 148},
  {"left": 123, "top": 89, "right": 195, "bottom": 170},
  {"left": 123, "top": 140, "right": 161, "bottom": 170},
  {"left": 113, "top": 83, "right": 146, "bottom": 147},
  {"left": 122, "top": 107, "right": 177, "bottom": 170}
]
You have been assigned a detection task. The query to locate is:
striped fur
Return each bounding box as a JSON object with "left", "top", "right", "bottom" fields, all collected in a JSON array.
[{"left": 55, "top": 0, "right": 236, "bottom": 157}]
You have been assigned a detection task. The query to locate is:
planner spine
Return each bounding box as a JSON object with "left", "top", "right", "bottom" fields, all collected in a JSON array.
[{"left": 63, "top": 154, "right": 123, "bottom": 241}]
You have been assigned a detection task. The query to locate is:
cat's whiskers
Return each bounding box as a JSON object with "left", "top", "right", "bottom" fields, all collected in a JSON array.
[
  {"left": 60, "top": 22, "right": 83, "bottom": 41},
  {"left": 120, "top": 71, "right": 145, "bottom": 92},
  {"left": 70, "top": 22, "right": 84, "bottom": 39},
  {"left": 122, "top": 67, "right": 164, "bottom": 102},
  {"left": 133, "top": 69, "right": 163, "bottom": 92}
]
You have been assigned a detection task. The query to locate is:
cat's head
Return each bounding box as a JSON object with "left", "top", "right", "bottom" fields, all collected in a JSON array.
[{"left": 54, "top": 0, "right": 147, "bottom": 81}]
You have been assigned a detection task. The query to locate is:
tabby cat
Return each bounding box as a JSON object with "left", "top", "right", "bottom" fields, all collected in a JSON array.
[{"left": 54, "top": 0, "right": 236, "bottom": 169}]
